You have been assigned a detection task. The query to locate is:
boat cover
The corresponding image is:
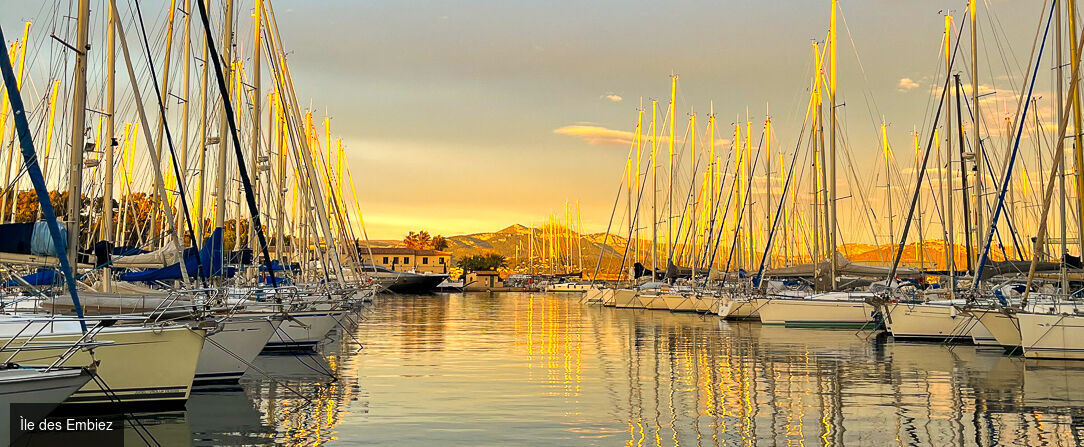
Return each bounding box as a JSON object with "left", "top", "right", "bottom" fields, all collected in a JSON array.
[
  {"left": 764, "top": 252, "right": 925, "bottom": 279},
  {"left": 118, "top": 229, "right": 225, "bottom": 281},
  {"left": 3, "top": 268, "right": 58, "bottom": 286}
]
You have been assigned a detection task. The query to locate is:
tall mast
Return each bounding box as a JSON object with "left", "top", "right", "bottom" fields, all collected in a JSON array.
[
  {"left": 0, "top": 22, "right": 31, "bottom": 224},
  {"left": 101, "top": 4, "right": 117, "bottom": 292},
  {"left": 152, "top": 0, "right": 179, "bottom": 241},
  {"left": 178, "top": 0, "right": 193, "bottom": 241},
  {"left": 66, "top": 0, "right": 92, "bottom": 270},
  {"left": 1057, "top": 0, "right": 1069, "bottom": 291},
  {"left": 215, "top": 0, "right": 235, "bottom": 247},
  {"left": 651, "top": 99, "right": 658, "bottom": 276},
  {"left": 708, "top": 103, "right": 715, "bottom": 270},
  {"left": 625, "top": 153, "right": 632, "bottom": 277},
  {"left": 882, "top": 119, "right": 893, "bottom": 245},
  {"left": 745, "top": 114, "right": 752, "bottom": 270},
  {"left": 828, "top": 0, "right": 838, "bottom": 289},
  {"left": 765, "top": 106, "right": 771, "bottom": 268},
  {"left": 1070, "top": 0, "right": 1084, "bottom": 270},
  {"left": 733, "top": 120, "right": 742, "bottom": 269},
  {"left": 196, "top": 0, "right": 211, "bottom": 240},
  {"left": 250, "top": 0, "right": 263, "bottom": 254},
  {"left": 914, "top": 129, "right": 925, "bottom": 268},
  {"left": 689, "top": 111, "right": 696, "bottom": 273},
  {"left": 955, "top": 75, "right": 973, "bottom": 273},
  {"left": 811, "top": 41, "right": 822, "bottom": 276},
  {"left": 634, "top": 101, "right": 643, "bottom": 266},
  {"left": 944, "top": 13, "right": 956, "bottom": 298},
  {"left": 970, "top": 0, "right": 983, "bottom": 270},
  {"left": 667, "top": 75, "right": 677, "bottom": 265}
]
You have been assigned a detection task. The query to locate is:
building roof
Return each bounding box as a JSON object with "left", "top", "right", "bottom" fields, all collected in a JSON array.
[
  {"left": 361, "top": 247, "right": 450, "bottom": 256},
  {"left": 471, "top": 270, "right": 500, "bottom": 276}
]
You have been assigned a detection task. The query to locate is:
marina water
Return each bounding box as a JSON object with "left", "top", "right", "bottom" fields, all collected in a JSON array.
[{"left": 127, "top": 292, "right": 1084, "bottom": 445}]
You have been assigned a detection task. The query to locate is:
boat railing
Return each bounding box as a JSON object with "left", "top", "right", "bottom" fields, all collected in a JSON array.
[{"left": 0, "top": 316, "right": 127, "bottom": 372}]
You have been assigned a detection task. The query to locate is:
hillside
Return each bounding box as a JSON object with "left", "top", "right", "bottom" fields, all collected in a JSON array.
[{"left": 360, "top": 225, "right": 1009, "bottom": 277}]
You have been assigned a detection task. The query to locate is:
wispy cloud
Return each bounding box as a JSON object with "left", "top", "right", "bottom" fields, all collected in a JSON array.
[
  {"left": 604, "top": 94, "right": 623, "bottom": 102},
  {"left": 897, "top": 77, "right": 920, "bottom": 92},
  {"left": 554, "top": 125, "right": 634, "bottom": 146},
  {"left": 554, "top": 124, "right": 700, "bottom": 148}
]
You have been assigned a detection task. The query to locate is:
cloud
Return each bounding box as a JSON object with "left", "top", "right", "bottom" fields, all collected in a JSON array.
[
  {"left": 553, "top": 124, "right": 725, "bottom": 149},
  {"left": 897, "top": 78, "right": 920, "bottom": 92},
  {"left": 554, "top": 125, "right": 635, "bottom": 146},
  {"left": 604, "top": 94, "right": 623, "bottom": 102}
]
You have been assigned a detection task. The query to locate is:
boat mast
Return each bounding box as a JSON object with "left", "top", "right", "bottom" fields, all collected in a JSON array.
[
  {"left": 66, "top": 0, "right": 91, "bottom": 271},
  {"left": 955, "top": 74, "right": 973, "bottom": 273},
  {"left": 1070, "top": 0, "right": 1084, "bottom": 273},
  {"left": 828, "top": 0, "right": 838, "bottom": 289},
  {"left": 733, "top": 120, "right": 742, "bottom": 270},
  {"left": 108, "top": 0, "right": 191, "bottom": 284},
  {"left": 970, "top": 0, "right": 983, "bottom": 271},
  {"left": 745, "top": 113, "right": 752, "bottom": 270},
  {"left": 101, "top": 4, "right": 116, "bottom": 292},
  {"left": 634, "top": 100, "right": 643, "bottom": 266},
  {"left": 708, "top": 102, "right": 715, "bottom": 270},
  {"left": 882, "top": 119, "right": 893, "bottom": 246},
  {"left": 812, "top": 41, "right": 821, "bottom": 275},
  {"left": 178, "top": 0, "right": 193, "bottom": 243},
  {"left": 250, "top": 0, "right": 263, "bottom": 257},
  {"left": 196, "top": 0, "right": 210, "bottom": 240},
  {"left": 1056, "top": 0, "right": 1069, "bottom": 291},
  {"left": 651, "top": 99, "right": 658, "bottom": 277},
  {"left": 215, "top": 0, "right": 235, "bottom": 275},
  {"left": 667, "top": 75, "right": 677, "bottom": 267},
  {"left": 151, "top": 0, "right": 179, "bottom": 242},
  {"left": 944, "top": 13, "right": 956, "bottom": 299},
  {"left": 0, "top": 22, "right": 30, "bottom": 224},
  {"left": 689, "top": 112, "right": 697, "bottom": 277},
  {"left": 765, "top": 107, "right": 771, "bottom": 268}
]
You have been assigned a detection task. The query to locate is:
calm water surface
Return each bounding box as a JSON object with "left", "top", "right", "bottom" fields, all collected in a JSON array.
[{"left": 128, "top": 292, "right": 1084, "bottom": 445}]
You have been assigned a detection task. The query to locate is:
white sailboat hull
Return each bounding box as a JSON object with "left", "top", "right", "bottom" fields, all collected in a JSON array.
[
  {"left": 718, "top": 296, "right": 759, "bottom": 320},
  {"left": 0, "top": 321, "right": 204, "bottom": 407},
  {"left": 662, "top": 294, "right": 698, "bottom": 312},
  {"left": 637, "top": 293, "right": 669, "bottom": 310},
  {"left": 0, "top": 368, "right": 93, "bottom": 443},
  {"left": 1019, "top": 313, "right": 1084, "bottom": 360},
  {"left": 614, "top": 289, "right": 640, "bottom": 308},
  {"left": 755, "top": 296, "right": 878, "bottom": 328},
  {"left": 264, "top": 311, "right": 342, "bottom": 351},
  {"left": 195, "top": 316, "right": 281, "bottom": 383},
  {"left": 885, "top": 303, "right": 976, "bottom": 341}
]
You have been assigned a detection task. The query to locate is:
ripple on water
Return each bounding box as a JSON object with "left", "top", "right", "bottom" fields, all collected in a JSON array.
[{"left": 116, "top": 292, "right": 1084, "bottom": 445}]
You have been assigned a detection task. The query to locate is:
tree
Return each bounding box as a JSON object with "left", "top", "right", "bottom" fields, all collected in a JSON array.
[
  {"left": 403, "top": 230, "right": 431, "bottom": 249},
  {"left": 457, "top": 253, "right": 506, "bottom": 272},
  {"left": 430, "top": 235, "right": 448, "bottom": 251}
]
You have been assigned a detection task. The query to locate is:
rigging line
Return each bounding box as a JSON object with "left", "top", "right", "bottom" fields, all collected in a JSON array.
[
  {"left": 836, "top": 113, "right": 885, "bottom": 253},
  {"left": 723, "top": 133, "right": 765, "bottom": 275},
  {"left": 973, "top": 0, "right": 1055, "bottom": 288},
  {"left": 0, "top": 22, "right": 88, "bottom": 332},
  {"left": 592, "top": 114, "right": 643, "bottom": 281},
  {"left": 121, "top": 1, "right": 206, "bottom": 284},
  {"left": 194, "top": 0, "right": 278, "bottom": 286},
  {"left": 886, "top": 11, "right": 970, "bottom": 286},
  {"left": 698, "top": 149, "right": 735, "bottom": 275},
  {"left": 837, "top": 5, "right": 890, "bottom": 153},
  {"left": 753, "top": 90, "right": 814, "bottom": 287}
]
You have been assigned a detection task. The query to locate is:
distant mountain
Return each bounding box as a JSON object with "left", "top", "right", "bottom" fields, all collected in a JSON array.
[{"left": 361, "top": 225, "right": 1013, "bottom": 277}]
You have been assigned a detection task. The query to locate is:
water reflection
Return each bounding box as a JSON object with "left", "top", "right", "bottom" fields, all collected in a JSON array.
[
  {"left": 338, "top": 292, "right": 1084, "bottom": 446},
  {"left": 114, "top": 292, "right": 1084, "bottom": 445}
]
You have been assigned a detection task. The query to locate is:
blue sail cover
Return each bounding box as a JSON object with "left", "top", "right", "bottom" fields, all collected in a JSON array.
[
  {"left": 118, "top": 229, "right": 226, "bottom": 282},
  {"left": 3, "top": 269, "right": 58, "bottom": 286}
]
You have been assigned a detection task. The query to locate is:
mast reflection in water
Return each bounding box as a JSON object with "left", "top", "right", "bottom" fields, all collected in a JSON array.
[{"left": 133, "top": 292, "right": 1084, "bottom": 445}]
